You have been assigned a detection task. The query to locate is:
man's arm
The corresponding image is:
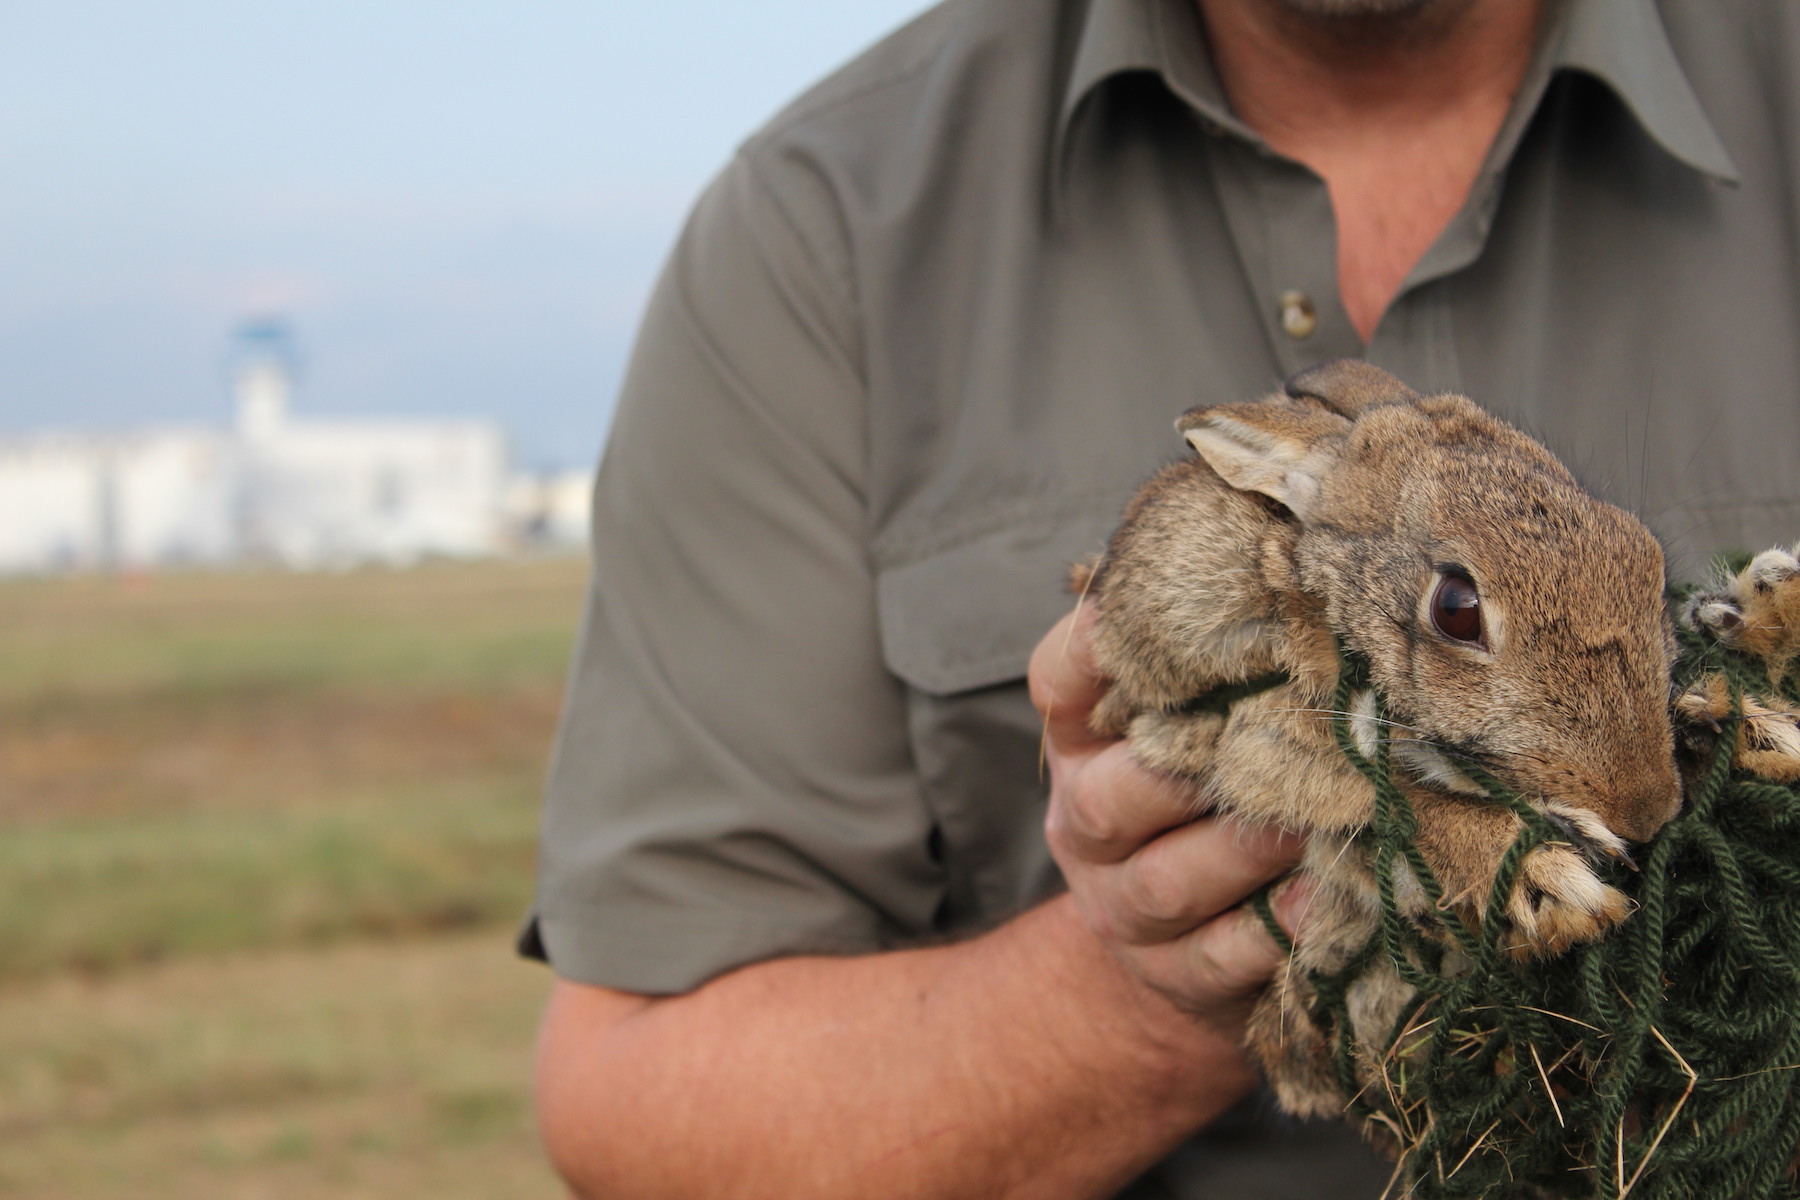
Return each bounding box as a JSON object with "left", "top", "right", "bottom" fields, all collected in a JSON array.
[
  {"left": 534, "top": 608, "right": 1310, "bottom": 1200},
  {"left": 529, "top": 139, "right": 1310, "bottom": 1195}
]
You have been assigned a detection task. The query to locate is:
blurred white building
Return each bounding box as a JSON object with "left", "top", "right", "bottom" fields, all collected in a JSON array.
[
  {"left": 0, "top": 321, "right": 587, "bottom": 575},
  {"left": 0, "top": 426, "right": 241, "bottom": 573}
]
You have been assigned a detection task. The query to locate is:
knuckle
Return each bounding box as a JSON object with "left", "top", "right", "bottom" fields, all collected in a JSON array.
[
  {"left": 1055, "top": 775, "right": 1123, "bottom": 853},
  {"left": 1187, "top": 918, "right": 1267, "bottom": 1000},
  {"left": 1078, "top": 808, "right": 1125, "bottom": 852},
  {"left": 1120, "top": 846, "right": 1192, "bottom": 928}
]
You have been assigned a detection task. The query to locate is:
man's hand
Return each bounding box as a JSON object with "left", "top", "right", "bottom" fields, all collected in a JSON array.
[{"left": 1030, "top": 603, "right": 1309, "bottom": 1039}]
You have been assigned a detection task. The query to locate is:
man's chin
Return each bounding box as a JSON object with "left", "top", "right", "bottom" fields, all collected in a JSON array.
[{"left": 1267, "top": 0, "right": 1463, "bottom": 20}]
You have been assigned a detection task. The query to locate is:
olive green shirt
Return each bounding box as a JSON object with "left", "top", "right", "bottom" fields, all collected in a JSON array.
[{"left": 523, "top": 0, "right": 1800, "bottom": 1195}]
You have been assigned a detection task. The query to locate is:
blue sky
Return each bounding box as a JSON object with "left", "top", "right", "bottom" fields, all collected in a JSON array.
[{"left": 0, "top": 2, "right": 928, "bottom": 468}]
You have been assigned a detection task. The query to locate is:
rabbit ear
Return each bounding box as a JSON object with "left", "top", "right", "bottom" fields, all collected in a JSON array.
[
  {"left": 1284, "top": 358, "right": 1419, "bottom": 418},
  {"left": 1178, "top": 401, "right": 1348, "bottom": 520}
]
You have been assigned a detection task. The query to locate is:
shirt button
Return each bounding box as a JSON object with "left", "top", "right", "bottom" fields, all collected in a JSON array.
[{"left": 1279, "top": 290, "right": 1317, "bottom": 339}]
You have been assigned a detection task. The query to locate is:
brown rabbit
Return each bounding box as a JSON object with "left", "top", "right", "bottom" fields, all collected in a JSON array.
[{"left": 1075, "top": 360, "right": 1684, "bottom": 1119}]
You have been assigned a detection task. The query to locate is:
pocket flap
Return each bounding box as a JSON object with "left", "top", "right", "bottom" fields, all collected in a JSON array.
[{"left": 876, "top": 515, "right": 1119, "bottom": 694}]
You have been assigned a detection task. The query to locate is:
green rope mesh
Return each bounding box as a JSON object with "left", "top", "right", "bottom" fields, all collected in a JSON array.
[{"left": 1252, "top": 578, "right": 1800, "bottom": 1200}]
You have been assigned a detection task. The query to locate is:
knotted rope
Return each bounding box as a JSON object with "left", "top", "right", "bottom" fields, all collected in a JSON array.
[{"left": 1252, "top": 590, "right": 1800, "bottom": 1200}]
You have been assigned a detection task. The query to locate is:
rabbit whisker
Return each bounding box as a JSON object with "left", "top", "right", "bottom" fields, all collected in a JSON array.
[
  {"left": 1239, "top": 707, "right": 1501, "bottom": 778},
  {"left": 1253, "top": 706, "right": 1422, "bottom": 733}
]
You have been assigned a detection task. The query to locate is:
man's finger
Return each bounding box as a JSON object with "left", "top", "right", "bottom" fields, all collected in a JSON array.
[
  {"left": 1175, "top": 902, "right": 1294, "bottom": 1004},
  {"left": 1270, "top": 874, "right": 1318, "bottom": 943},
  {"left": 1049, "top": 742, "right": 1207, "bottom": 865},
  {"left": 1106, "top": 817, "right": 1303, "bottom": 944},
  {"left": 1028, "top": 603, "right": 1111, "bottom": 754},
  {"left": 1113, "top": 902, "right": 1292, "bottom": 1020}
]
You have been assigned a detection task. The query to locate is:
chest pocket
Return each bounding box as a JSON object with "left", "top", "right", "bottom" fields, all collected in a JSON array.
[{"left": 874, "top": 511, "right": 1122, "bottom": 930}]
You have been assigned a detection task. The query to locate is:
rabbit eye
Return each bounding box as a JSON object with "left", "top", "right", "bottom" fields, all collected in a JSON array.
[{"left": 1430, "top": 572, "right": 1483, "bottom": 645}]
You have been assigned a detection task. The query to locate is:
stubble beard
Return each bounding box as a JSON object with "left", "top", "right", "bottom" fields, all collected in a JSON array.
[
  {"left": 1257, "top": 0, "right": 1485, "bottom": 47},
  {"left": 1272, "top": 0, "right": 1453, "bottom": 14}
]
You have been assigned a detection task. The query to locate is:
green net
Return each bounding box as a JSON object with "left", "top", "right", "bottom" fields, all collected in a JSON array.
[{"left": 1253, "top": 588, "right": 1800, "bottom": 1200}]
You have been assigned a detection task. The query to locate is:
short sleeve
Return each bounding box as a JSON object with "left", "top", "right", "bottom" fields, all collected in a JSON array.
[{"left": 518, "top": 149, "right": 944, "bottom": 994}]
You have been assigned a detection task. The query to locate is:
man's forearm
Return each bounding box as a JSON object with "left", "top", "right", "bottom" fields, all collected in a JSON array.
[{"left": 535, "top": 894, "right": 1261, "bottom": 1200}]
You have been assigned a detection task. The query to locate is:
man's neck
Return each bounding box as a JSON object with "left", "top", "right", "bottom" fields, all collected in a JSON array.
[{"left": 1197, "top": 0, "right": 1547, "bottom": 343}]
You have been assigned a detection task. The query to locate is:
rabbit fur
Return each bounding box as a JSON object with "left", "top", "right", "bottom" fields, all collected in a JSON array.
[{"left": 1075, "top": 360, "right": 1684, "bottom": 1120}]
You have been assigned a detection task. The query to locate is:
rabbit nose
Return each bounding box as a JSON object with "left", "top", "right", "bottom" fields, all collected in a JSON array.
[
  {"left": 1601, "top": 759, "right": 1682, "bottom": 845},
  {"left": 1608, "top": 791, "right": 1680, "bottom": 846}
]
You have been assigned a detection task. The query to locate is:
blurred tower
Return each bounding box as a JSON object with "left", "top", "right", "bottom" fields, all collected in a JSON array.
[
  {"left": 230, "top": 318, "right": 299, "bottom": 442},
  {"left": 228, "top": 318, "right": 301, "bottom": 561}
]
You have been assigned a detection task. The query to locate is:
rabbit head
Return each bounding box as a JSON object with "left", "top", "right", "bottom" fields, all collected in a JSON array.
[{"left": 1180, "top": 361, "right": 1681, "bottom": 846}]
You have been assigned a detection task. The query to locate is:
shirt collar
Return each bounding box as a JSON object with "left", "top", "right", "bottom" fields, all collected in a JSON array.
[
  {"left": 1055, "top": 0, "right": 1739, "bottom": 200},
  {"left": 1058, "top": 0, "right": 1247, "bottom": 147},
  {"left": 1552, "top": 0, "right": 1738, "bottom": 181}
]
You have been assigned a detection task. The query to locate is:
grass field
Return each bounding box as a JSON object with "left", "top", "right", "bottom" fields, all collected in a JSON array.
[{"left": 0, "top": 557, "right": 586, "bottom": 1198}]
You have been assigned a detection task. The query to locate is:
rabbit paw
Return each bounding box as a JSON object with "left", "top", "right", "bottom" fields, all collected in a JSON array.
[
  {"left": 1503, "top": 806, "right": 1632, "bottom": 959},
  {"left": 1676, "top": 674, "right": 1800, "bottom": 782},
  {"left": 1684, "top": 545, "right": 1800, "bottom": 682}
]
